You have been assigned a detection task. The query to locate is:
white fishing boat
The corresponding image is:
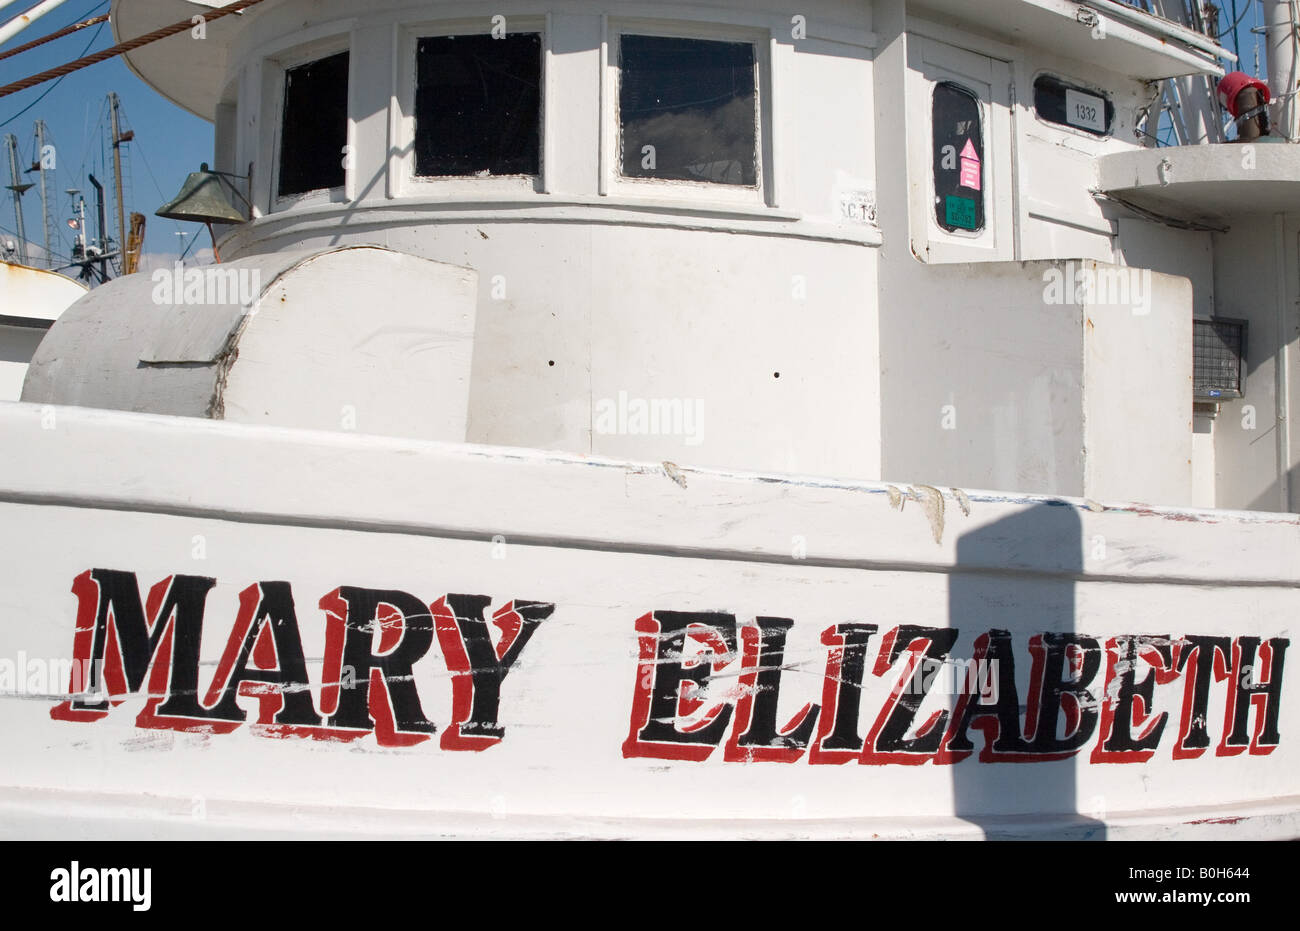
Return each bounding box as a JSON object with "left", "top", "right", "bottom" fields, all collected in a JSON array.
[
  {"left": 0, "top": 261, "right": 84, "bottom": 400},
  {"left": 0, "top": 0, "right": 1297, "bottom": 839}
]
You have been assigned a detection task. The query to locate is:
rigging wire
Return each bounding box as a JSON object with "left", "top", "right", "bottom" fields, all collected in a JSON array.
[
  {"left": 130, "top": 124, "right": 189, "bottom": 248},
  {"left": 0, "top": 219, "right": 73, "bottom": 266},
  {"left": 79, "top": 94, "right": 105, "bottom": 175},
  {"left": 1217, "top": 0, "right": 1255, "bottom": 43},
  {"left": 177, "top": 229, "right": 200, "bottom": 263},
  {"left": 0, "top": 2, "right": 107, "bottom": 63},
  {"left": 0, "top": 14, "right": 104, "bottom": 130},
  {"left": 0, "top": 0, "right": 268, "bottom": 99},
  {"left": 1094, "top": 189, "right": 1231, "bottom": 233}
]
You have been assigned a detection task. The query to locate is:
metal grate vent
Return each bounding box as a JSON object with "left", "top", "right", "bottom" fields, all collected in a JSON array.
[{"left": 1193, "top": 318, "right": 1246, "bottom": 400}]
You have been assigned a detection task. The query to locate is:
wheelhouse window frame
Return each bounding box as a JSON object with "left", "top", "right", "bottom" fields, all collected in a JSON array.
[
  {"left": 397, "top": 16, "right": 550, "bottom": 197},
  {"left": 904, "top": 31, "right": 1015, "bottom": 264},
  {"left": 263, "top": 37, "right": 354, "bottom": 214},
  {"left": 601, "top": 19, "right": 773, "bottom": 208},
  {"left": 1031, "top": 72, "right": 1115, "bottom": 139}
]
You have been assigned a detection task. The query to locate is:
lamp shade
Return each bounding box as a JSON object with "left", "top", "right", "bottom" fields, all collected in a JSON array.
[{"left": 155, "top": 163, "right": 246, "bottom": 224}]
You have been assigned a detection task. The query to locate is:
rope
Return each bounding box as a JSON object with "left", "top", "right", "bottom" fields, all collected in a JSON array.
[
  {"left": 0, "top": 0, "right": 268, "bottom": 100},
  {"left": 0, "top": 10, "right": 107, "bottom": 63},
  {"left": 0, "top": 15, "right": 104, "bottom": 130},
  {"left": 1093, "top": 189, "right": 1230, "bottom": 234}
]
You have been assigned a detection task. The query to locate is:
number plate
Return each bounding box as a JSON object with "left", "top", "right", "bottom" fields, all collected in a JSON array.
[{"left": 1065, "top": 88, "right": 1105, "bottom": 133}]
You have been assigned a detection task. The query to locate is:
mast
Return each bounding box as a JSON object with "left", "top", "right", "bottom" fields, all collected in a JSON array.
[
  {"left": 1149, "top": 0, "right": 1224, "bottom": 144},
  {"left": 33, "top": 120, "right": 52, "bottom": 268},
  {"left": 1262, "top": 0, "right": 1299, "bottom": 140},
  {"left": 109, "top": 93, "right": 127, "bottom": 271},
  {"left": 3, "top": 133, "right": 31, "bottom": 265}
]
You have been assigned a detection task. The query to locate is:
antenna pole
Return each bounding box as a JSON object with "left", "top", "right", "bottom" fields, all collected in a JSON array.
[
  {"left": 1262, "top": 0, "right": 1299, "bottom": 141},
  {"left": 109, "top": 93, "right": 128, "bottom": 273},
  {"left": 87, "top": 173, "right": 108, "bottom": 282},
  {"left": 72, "top": 192, "right": 84, "bottom": 255},
  {"left": 34, "top": 120, "right": 51, "bottom": 268},
  {"left": 4, "top": 133, "right": 29, "bottom": 265}
]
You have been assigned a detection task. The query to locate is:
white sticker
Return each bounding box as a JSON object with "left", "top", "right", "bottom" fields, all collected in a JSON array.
[
  {"left": 839, "top": 189, "right": 877, "bottom": 225},
  {"left": 1065, "top": 88, "right": 1106, "bottom": 133}
]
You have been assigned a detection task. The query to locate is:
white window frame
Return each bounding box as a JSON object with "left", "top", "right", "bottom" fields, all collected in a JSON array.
[
  {"left": 261, "top": 37, "right": 354, "bottom": 215},
  {"left": 601, "top": 18, "right": 773, "bottom": 208},
  {"left": 905, "top": 32, "right": 1016, "bottom": 264},
  {"left": 395, "top": 16, "right": 549, "bottom": 198}
]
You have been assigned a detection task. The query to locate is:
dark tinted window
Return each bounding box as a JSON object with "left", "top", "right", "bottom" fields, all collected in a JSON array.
[
  {"left": 278, "top": 52, "right": 350, "bottom": 197},
  {"left": 619, "top": 35, "right": 757, "bottom": 186},
  {"left": 1034, "top": 75, "right": 1113, "bottom": 136},
  {"left": 415, "top": 33, "right": 542, "bottom": 177},
  {"left": 932, "top": 81, "right": 984, "bottom": 233}
]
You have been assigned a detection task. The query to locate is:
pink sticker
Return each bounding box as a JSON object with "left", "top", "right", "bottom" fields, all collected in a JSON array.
[{"left": 959, "top": 139, "right": 981, "bottom": 190}]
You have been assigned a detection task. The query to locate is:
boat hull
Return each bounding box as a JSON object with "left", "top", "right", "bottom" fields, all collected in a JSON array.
[{"left": 0, "top": 402, "right": 1295, "bottom": 839}]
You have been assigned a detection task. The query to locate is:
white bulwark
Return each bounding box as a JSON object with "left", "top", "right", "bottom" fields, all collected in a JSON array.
[{"left": 0, "top": 0, "right": 1296, "bottom": 838}]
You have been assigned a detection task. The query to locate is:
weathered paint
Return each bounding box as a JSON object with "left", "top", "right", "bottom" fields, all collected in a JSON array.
[
  {"left": 22, "top": 247, "right": 478, "bottom": 442},
  {"left": 0, "top": 403, "right": 1294, "bottom": 838}
]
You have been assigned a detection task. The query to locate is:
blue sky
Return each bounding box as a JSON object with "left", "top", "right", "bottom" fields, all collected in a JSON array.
[{"left": 0, "top": 1, "right": 213, "bottom": 268}]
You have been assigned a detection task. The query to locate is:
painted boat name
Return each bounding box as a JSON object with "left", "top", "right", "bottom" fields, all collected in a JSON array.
[{"left": 47, "top": 569, "right": 1288, "bottom": 765}]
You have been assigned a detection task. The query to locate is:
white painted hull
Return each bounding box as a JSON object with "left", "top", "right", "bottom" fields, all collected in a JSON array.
[{"left": 0, "top": 402, "right": 1296, "bottom": 839}]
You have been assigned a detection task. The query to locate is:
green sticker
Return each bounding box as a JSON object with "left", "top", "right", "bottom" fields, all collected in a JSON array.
[{"left": 945, "top": 195, "right": 978, "bottom": 231}]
